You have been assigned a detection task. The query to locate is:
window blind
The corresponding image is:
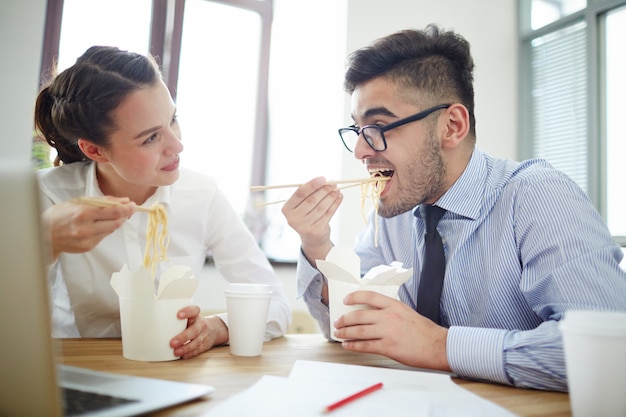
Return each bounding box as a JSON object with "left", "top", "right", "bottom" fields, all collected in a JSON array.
[{"left": 530, "top": 21, "right": 588, "bottom": 193}]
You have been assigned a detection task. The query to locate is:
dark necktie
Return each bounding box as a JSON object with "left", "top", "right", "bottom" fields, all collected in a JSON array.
[{"left": 416, "top": 204, "right": 446, "bottom": 324}]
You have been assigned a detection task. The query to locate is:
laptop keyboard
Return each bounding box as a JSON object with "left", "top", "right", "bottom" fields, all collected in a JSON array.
[{"left": 62, "top": 387, "right": 139, "bottom": 416}]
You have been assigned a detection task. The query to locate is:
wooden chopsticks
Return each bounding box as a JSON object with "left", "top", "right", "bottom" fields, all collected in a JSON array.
[
  {"left": 253, "top": 183, "right": 363, "bottom": 208},
  {"left": 251, "top": 177, "right": 390, "bottom": 208},
  {"left": 249, "top": 176, "right": 390, "bottom": 192},
  {"left": 71, "top": 197, "right": 154, "bottom": 213}
]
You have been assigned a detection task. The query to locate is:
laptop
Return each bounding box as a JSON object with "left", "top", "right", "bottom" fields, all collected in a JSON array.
[{"left": 0, "top": 160, "right": 214, "bottom": 417}]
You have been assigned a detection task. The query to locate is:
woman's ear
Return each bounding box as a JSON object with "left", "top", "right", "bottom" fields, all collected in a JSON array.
[
  {"left": 441, "top": 104, "right": 470, "bottom": 149},
  {"left": 77, "top": 139, "right": 109, "bottom": 162}
]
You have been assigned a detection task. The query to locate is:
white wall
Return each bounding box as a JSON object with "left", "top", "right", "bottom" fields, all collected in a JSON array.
[
  {"left": 0, "top": 0, "right": 47, "bottom": 162},
  {"left": 336, "top": 0, "right": 518, "bottom": 247}
]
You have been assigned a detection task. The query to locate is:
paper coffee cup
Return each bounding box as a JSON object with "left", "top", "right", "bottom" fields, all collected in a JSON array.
[
  {"left": 225, "top": 283, "right": 272, "bottom": 356},
  {"left": 559, "top": 310, "right": 626, "bottom": 417}
]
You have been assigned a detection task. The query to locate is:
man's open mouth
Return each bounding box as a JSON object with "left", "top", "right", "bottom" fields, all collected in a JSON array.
[{"left": 368, "top": 168, "right": 394, "bottom": 179}]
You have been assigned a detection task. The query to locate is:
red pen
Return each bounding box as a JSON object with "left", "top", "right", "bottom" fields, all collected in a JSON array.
[{"left": 322, "top": 382, "right": 384, "bottom": 413}]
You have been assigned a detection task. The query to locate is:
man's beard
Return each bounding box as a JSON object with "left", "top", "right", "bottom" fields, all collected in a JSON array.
[{"left": 377, "top": 129, "right": 446, "bottom": 218}]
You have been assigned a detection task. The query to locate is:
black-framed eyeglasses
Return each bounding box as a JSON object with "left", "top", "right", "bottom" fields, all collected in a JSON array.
[{"left": 338, "top": 103, "right": 451, "bottom": 152}]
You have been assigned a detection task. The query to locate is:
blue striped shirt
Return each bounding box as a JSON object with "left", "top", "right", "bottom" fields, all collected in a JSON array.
[{"left": 296, "top": 148, "right": 626, "bottom": 391}]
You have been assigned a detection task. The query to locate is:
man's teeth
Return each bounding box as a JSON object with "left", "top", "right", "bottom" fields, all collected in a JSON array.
[{"left": 369, "top": 169, "right": 394, "bottom": 177}]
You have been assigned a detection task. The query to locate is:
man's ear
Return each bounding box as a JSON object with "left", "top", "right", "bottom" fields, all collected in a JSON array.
[
  {"left": 441, "top": 104, "right": 470, "bottom": 149},
  {"left": 77, "top": 139, "right": 109, "bottom": 162}
]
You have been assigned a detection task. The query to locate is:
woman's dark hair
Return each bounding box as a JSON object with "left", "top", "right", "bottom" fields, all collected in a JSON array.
[
  {"left": 34, "top": 46, "right": 162, "bottom": 165},
  {"left": 344, "top": 24, "right": 476, "bottom": 137}
]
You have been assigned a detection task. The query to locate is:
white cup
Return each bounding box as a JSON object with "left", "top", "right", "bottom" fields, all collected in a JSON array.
[
  {"left": 559, "top": 310, "right": 626, "bottom": 417},
  {"left": 225, "top": 283, "right": 272, "bottom": 356}
]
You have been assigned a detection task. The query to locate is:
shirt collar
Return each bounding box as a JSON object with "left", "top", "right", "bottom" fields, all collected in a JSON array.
[
  {"left": 429, "top": 148, "right": 486, "bottom": 221},
  {"left": 144, "top": 184, "right": 172, "bottom": 211},
  {"left": 85, "top": 162, "right": 103, "bottom": 197}
]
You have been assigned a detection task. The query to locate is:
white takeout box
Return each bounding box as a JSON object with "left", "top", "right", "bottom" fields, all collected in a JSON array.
[
  {"left": 110, "top": 265, "right": 198, "bottom": 361},
  {"left": 316, "top": 246, "right": 412, "bottom": 341}
]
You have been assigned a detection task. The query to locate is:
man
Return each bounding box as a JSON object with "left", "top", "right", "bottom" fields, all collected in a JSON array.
[{"left": 281, "top": 24, "right": 626, "bottom": 391}]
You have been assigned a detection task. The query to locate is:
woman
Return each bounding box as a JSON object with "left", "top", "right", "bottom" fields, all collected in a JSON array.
[{"left": 34, "top": 46, "right": 291, "bottom": 359}]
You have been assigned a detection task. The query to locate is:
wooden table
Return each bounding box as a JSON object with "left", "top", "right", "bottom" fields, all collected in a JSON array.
[{"left": 55, "top": 334, "right": 571, "bottom": 416}]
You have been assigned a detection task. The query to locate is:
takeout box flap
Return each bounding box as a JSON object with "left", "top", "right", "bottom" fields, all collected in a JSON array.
[
  {"left": 317, "top": 246, "right": 413, "bottom": 286},
  {"left": 317, "top": 259, "right": 359, "bottom": 284},
  {"left": 362, "top": 262, "right": 413, "bottom": 285},
  {"left": 157, "top": 265, "right": 197, "bottom": 299},
  {"left": 326, "top": 246, "right": 360, "bottom": 276},
  {"left": 158, "top": 276, "right": 198, "bottom": 300},
  {"left": 110, "top": 264, "right": 198, "bottom": 300},
  {"left": 110, "top": 265, "right": 154, "bottom": 299}
]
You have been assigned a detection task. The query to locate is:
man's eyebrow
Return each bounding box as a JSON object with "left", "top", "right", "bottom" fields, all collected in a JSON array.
[{"left": 352, "top": 107, "right": 397, "bottom": 122}]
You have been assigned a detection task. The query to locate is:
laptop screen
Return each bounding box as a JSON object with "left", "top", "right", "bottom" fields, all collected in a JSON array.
[
  {"left": 0, "top": 161, "right": 214, "bottom": 417},
  {"left": 0, "top": 160, "right": 64, "bottom": 416}
]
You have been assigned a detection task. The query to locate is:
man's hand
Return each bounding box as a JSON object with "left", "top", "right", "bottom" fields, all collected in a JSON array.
[
  {"left": 333, "top": 290, "right": 451, "bottom": 372},
  {"left": 281, "top": 176, "right": 342, "bottom": 266}
]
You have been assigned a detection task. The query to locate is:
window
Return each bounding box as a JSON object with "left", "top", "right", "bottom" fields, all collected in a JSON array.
[
  {"left": 531, "top": 0, "right": 586, "bottom": 29},
  {"left": 258, "top": 0, "right": 346, "bottom": 261},
  {"left": 56, "top": 0, "right": 152, "bottom": 71},
  {"left": 520, "top": 0, "right": 626, "bottom": 245},
  {"left": 528, "top": 22, "right": 588, "bottom": 193},
  {"left": 176, "top": 0, "right": 261, "bottom": 214},
  {"left": 38, "top": 0, "right": 347, "bottom": 261},
  {"left": 605, "top": 5, "right": 626, "bottom": 237}
]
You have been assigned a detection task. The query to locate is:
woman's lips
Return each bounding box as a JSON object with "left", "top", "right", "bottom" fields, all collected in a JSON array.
[{"left": 162, "top": 156, "right": 180, "bottom": 172}]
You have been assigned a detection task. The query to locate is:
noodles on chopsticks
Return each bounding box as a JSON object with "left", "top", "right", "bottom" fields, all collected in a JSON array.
[
  {"left": 72, "top": 197, "right": 170, "bottom": 278},
  {"left": 143, "top": 202, "right": 169, "bottom": 278},
  {"left": 250, "top": 174, "right": 390, "bottom": 246}
]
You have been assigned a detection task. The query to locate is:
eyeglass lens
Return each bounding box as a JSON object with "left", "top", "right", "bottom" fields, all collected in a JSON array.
[{"left": 340, "top": 127, "right": 386, "bottom": 152}]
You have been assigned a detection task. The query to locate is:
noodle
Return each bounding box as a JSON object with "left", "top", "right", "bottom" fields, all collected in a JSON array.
[
  {"left": 360, "top": 173, "right": 386, "bottom": 247},
  {"left": 143, "top": 202, "right": 169, "bottom": 277}
]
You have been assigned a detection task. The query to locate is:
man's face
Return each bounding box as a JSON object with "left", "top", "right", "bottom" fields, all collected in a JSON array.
[{"left": 351, "top": 77, "right": 447, "bottom": 217}]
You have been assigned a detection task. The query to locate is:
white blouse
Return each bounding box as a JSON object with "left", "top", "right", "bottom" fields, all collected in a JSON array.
[{"left": 38, "top": 162, "right": 291, "bottom": 339}]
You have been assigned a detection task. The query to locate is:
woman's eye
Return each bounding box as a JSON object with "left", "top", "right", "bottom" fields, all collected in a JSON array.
[
  {"left": 171, "top": 114, "right": 178, "bottom": 125},
  {"left": 143, "top": 133, "right": 158, "bottom": 145}
]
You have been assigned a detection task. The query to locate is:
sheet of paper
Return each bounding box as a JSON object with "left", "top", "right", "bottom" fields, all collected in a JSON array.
[
  {"left": 290, "top": 361, "right": 517, "bottom": 417},
  {"left": 203, "top": 375, "right": 429, "bottom": 417},
  {"left": 201, "top": 360, "right": 518, "bottom": 417},
  {"left": 289, "top": 360, "right": 456, "bottom": 391}
]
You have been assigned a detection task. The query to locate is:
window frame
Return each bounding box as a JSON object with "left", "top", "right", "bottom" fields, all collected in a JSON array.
[
  {"left": 39, "top": 0, "right": 273, "bottom": 189},
  {"left": 38, "top": 0, "right": 349, "bottom": 263},
  {"left": 518, "top": 0, "right": 626, "bottom": 246}
]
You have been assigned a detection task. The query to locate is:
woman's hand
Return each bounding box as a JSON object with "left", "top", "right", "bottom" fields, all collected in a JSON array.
[
  {"left": 43, "top": 197, "right": 136, "bottom": 260},
  {"left": 170, "top": 306, "right": 229, "bottom": 359}
]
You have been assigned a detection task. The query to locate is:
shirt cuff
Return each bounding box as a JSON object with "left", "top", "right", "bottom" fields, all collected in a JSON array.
[
  {"left": 447, "top": 326, "right": 510, "bottom": 385},
  {"left": 295, "top": 248, "right": 332, "bottom": 339},
  {"left": 296, "top": 248, "right": 323, "bottom": 298}
]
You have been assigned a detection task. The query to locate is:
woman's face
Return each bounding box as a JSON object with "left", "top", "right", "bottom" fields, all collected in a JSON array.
[{"left": 95, "top": 79, "right": 183, "bottom": 194}]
